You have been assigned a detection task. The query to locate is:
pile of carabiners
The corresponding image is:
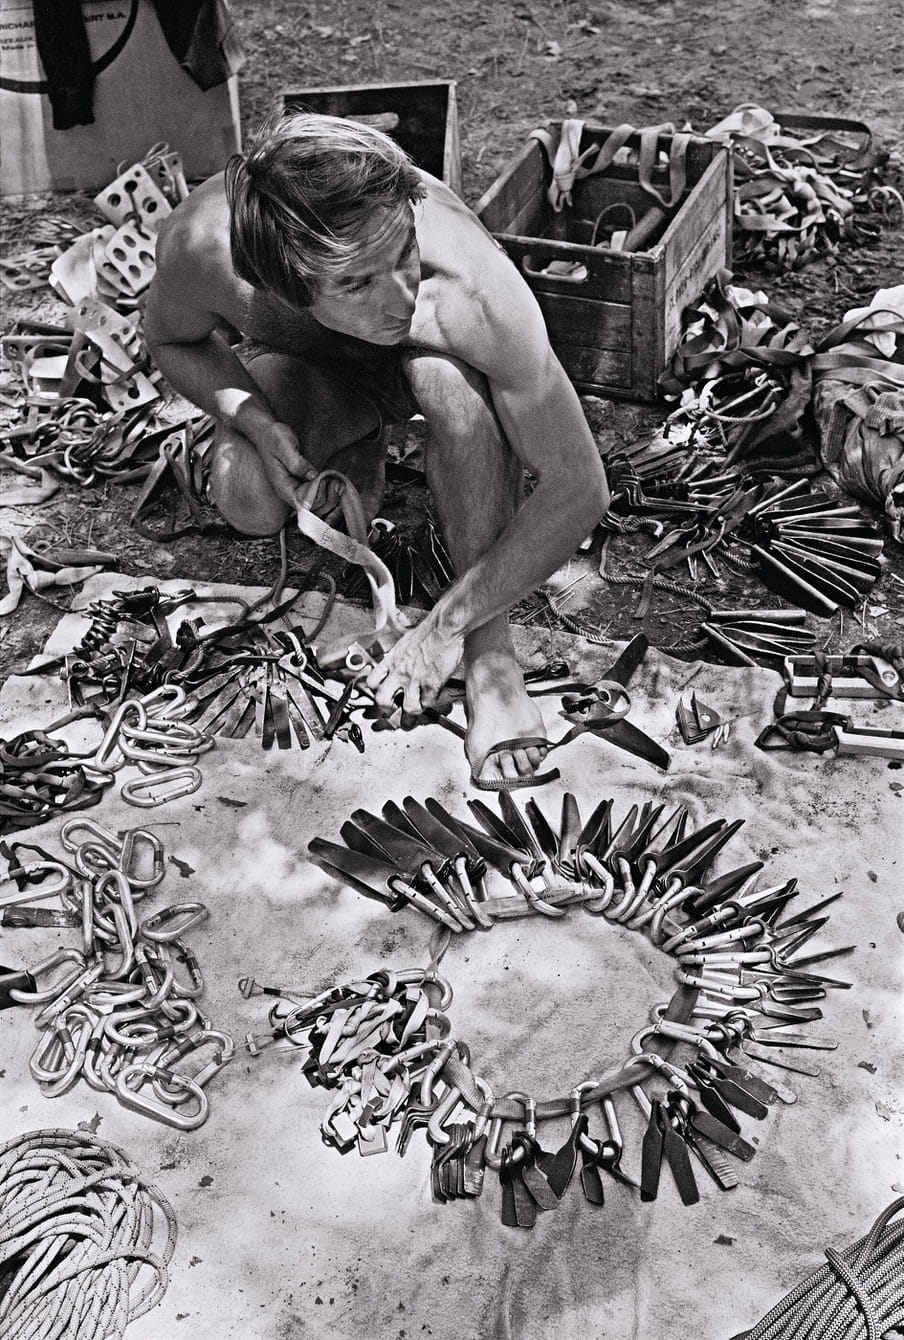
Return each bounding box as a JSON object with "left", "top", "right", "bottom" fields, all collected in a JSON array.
[
  {"left": 246, "top": 789, "right": 851, "bottom": 1224},
  {"left": 0, "top": 817, "right": 232, "bottom": 1130},
  {"left": 0, "top": 682, "right": 212, "bottom": 835},
  {"left": 93, "top": 684, "right": 214, "bottom": 809}
]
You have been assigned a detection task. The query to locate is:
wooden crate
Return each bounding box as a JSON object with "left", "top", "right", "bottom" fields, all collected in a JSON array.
[
  {"left": 282, "top": 80, "right": 461, "bottom": 197},
  {"left": 475, "top": 124, "right": 732, "bottom": 401}
]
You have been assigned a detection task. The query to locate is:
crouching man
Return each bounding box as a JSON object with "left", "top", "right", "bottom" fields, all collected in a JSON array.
[{"left": 143, "top": 111, "right": 610, "bottom": 788}]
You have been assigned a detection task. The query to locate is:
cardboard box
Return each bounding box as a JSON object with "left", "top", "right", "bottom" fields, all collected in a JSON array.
[
  {"left": 0, "top": 0, "right": 241, "bottom": 197},
  {"left": 475, "top": 124, "right": 732, "bottom": 401},
  {"left": 282, "top": 80, "right": 461, "bottom": 197}
]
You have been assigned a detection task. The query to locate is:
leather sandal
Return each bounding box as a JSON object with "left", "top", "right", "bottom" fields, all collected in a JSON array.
[{"left": 468, "top": 736, "right": 561, "bottom": 792}]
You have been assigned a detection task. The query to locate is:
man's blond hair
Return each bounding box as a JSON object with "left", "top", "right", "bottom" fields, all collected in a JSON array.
[{"left": 225, "top": 111, "right": 426, "bottom": 307}]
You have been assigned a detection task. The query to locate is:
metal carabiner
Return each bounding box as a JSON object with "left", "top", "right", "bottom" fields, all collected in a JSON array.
[
  {"left": 394, "top": 968, "right": 454, "bottom": 1011},
  {"left": 93, "top": 698, "right": 148, "bottom": 771},
  {"left": 0, "top": 861, "right": 72, "bottom": 911},
  {"left": 33, "top": 958, "right": 104, "bottom": 1025},
  {"left": 6, "top": 947, "right": 86, "bottom": 1005},
  {"left": 579, "top": 853, "right": 617, "bottom": 913},
  {"left": 484, "top": 1090, "right": 533, "bottom": 1170},
  {"left": 624, "top": 1050, "right": 692, "bottom": 1098},
  {"left": 122, "top": 742, "right": 200, "bottom": 768},
  {"left": 570, "top": 1080, "right": 609, "bottom": 1158},
  {"left": 118, "top": 827, "right": 165, "bottom": 891},
  {"left": 121, "top": 766, "right": 202, "bottom": 807},
  {"left": 646, "top": 1007, "right": 728, "bottom": 1061},
  {"left": 140, "top": 683, "right": 189, "bottom": 720},
  {"left": 96, "top": 868, "right": 138, "bottom": 941},
  {"left": 152, "top": 1028, "right": 234, "bottom": 1105},
  {"left": 60, "top": 816, "right": 123, "bottom": 855},
  {"left": 570, "top": 1083, "right": 629, "bottom": 1185},
  {"left": 421, "top": 1043, "right": 472, "bottom": 1146},
  {"left": 36, "top": 1007, "right": 94, "bottom": 1098},
  {"left": 73, "top": 839, "right": 119, "bottom": 879},
  {"left": 164, "top": 939, "right": 205, "bottom": 999},
  {"left": 115, "top": 1061, "right": 210, "bottom": 1129},
  {"left": 94, "top": 899, "right": 135, "bottom": 980},
  {"left": 140, "top": 902, "right": 209, "bottom": 943}
]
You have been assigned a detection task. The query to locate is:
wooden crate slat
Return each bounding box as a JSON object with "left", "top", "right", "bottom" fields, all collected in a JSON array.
[
  {"left": 491, "top": 236, "right": 633, "bottom": 303},
  {"left": 662, "top": 213, "right": 732, "bottom": 357},
  {"left": 282, "top": 81, "right": 461, "bottom": 194},
  {"left": 629, "top": 259, "right": 661, "bottom": 401},
  {"left": 660, "top": 153, "right": 732, "bottom": 286},
  {"left": 538, "top": 294, "right": 633, "bottom": 348},
  {"left": 475, "top": 141, "right": 546, "bottom": 233},
  {"left": 558, "top": 343, "right": 633, "bottom": 389}
]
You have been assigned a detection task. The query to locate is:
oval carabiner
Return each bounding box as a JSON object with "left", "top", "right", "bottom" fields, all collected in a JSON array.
[
  {"left": 641, "top": 1012, "right": 723, "bottom": 1062},
  {"left": 93, "top": 698, "right": 148, "bottom": 771},
  {"left": 153, "top": 1028, "right": 234, "bottom": 1106},
  {"left": 166, "top": 939, "right": 205, "bottom": 999},
  {"left": 7, "top": 947, "right": 86, "bottom": 1005},
  {"left": 0, "top": 860, "right": 72, "bottom": 911},
  {"left": 60, "top": 815, "right": 123, "bottom": 855},
  {"left": 118, "top": 827, "right": 165, "bottom": 891},
  {"left": 115, "top": 1061, "right": 210, "bottom": 1129},
  {"left": 140, "top": 901, "right": 209, "bottom": 944},
  {"left": 121, "top": 766, "right": 201, "bottom": 807},
  {"left": 37, "top": 1009, "right": 93, "bottom": 1098},
  {"left": 96, "top": 868, "right": 138, "bottom": 941},
  {"left": 141, "top": 683, "right": 189, "bottom": 719}
]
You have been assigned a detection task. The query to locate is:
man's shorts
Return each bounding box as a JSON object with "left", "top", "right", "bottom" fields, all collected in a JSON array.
[{"left": 240, "top": 328, "right": 421, "bottom": 436}]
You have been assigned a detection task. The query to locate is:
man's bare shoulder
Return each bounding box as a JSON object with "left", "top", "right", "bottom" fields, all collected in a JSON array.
[
  {"left": 412, "top": 174, "right": 552, "bottom": 380},
  {"left": 154, "top": 173, "right": 232, "bottom": 294}
]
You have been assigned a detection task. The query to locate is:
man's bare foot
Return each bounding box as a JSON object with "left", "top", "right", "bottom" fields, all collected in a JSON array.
[{"left": 465, "top": 652, "right": 550, "bottom": 787}]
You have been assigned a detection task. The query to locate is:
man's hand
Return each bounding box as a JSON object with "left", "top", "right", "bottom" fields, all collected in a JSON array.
[
  {"left": 366, "top": 613, "right": 465, "bottom": 717},
  {"left": 246, "top": 418, "right": 317, "bottom": 506}
]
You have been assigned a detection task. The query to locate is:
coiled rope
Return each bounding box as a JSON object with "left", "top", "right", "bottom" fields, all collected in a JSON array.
[
  {"left": 734, "top": 1197, "right": 904, "bottom": 1340},
  {"left": 0, "top": 1128, "right": 177, "bottom": 1340}
]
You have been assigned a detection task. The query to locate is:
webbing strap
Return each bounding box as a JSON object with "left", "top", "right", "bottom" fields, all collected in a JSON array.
[
  {"left": 530, "top": 120, "right": 691, "bottom": 214},
  {"left": 294, "top": 470, "right": 405, "bottom": 667}
]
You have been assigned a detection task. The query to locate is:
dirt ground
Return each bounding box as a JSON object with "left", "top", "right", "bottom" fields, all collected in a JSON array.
[{"left": 2, "top": 0, "right": 904, "bottom": 676}]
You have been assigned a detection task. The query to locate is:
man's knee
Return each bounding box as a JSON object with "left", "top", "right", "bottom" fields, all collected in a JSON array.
[
  {"left": 208, "top": 430, "right": 289, "bottom": 537},
  {"left": 403, "top": 351, "right": 503, "bottom": 449}
]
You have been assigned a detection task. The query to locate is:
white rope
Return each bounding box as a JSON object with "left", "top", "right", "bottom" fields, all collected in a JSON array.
[
  {"left": 0, "top": 1128, "right": 177, "bottom": 1340},
  {"left": 736, "top": 1197, "right": 904, "bottom": 1340}
]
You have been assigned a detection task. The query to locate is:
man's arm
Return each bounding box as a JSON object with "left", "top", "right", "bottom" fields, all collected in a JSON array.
[
  {"left": 442, "top": 284, "right": 610, "bottom": 634},
  {"left": 143, "top": 238, "right": 317, "bottom": 503},
  {"left": 368, "top": 256, "right": 609, "bottom": 712}
]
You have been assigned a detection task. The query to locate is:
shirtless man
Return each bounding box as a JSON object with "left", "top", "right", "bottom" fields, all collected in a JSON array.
[{"left": 144, "top": 112, "right": 610, "bottom": 788}]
